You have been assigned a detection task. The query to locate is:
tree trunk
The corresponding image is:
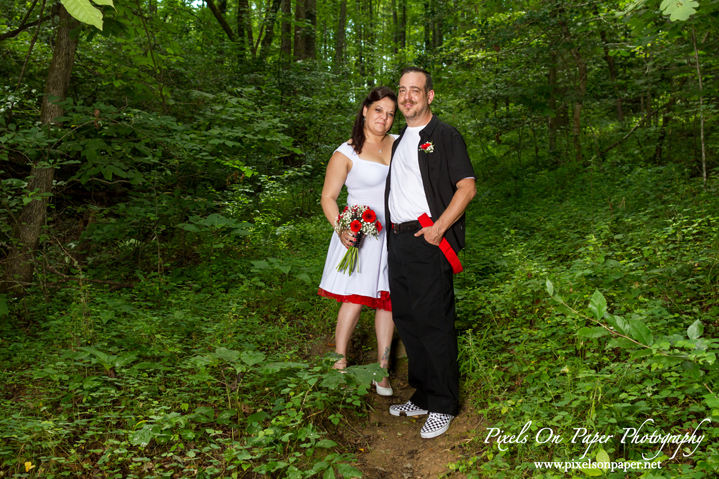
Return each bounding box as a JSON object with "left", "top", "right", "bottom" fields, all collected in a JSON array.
[
  {"left": 304, "top": 0, "right": 316, "bottom": 59},
  {"left": 399, "top": 0, "right": 406, "bottom": 49},
  {"left": 1, "top": 6, "right": 79, "bottom": 294},
  {"left": 335, "top": 0, "right": 347, "bottom": 66},
  {"left": 280, "top": 0, "right": 292, "bottom": 63},
  {"left": 424, "top": 0, "right": 431, "bottom": 51},
  {"left": 691, "top": 27, "right": 707, "bottom": 191},
  {"left": 561, "top": 21, "right": 586, "bottom": 163},
  {"left": 237, "top": 0, "right": 251, "bottom": 57},
  {"left": 548, "top": 52, "right": 557, "bottom": 153},
  {"left": 207, "top": 0, "right": 236, "bottom": 41},
  {"left": 392, "top": 0, "right": 398, "bottom": 54},
  {"left": 259, "top": 0, "right": 283, "bottom": 59},
  {"left": 599, "top": 29, "right": 623, "bottom": 122},
  {"left": 366, "top": 0, "right": 374, "bottom": 80},
  {"left": 433, "top": 0, "right": 443, "bottom": 50},
  {"left": 294, "top": 0, "right": 306, "bottom": 60},
  {"left": 355, "top": 0, "right": 364, "bottom": 76}
]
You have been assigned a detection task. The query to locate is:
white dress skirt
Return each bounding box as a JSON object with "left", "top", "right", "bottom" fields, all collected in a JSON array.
[{"left": 318, "top": 141, "right": 392, "bottom": 311}]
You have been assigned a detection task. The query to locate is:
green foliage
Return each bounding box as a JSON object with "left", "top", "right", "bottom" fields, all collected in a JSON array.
[
  {"left": 453, "top": 163, "right": 719, "bottom": 477},
  {"left": 0, "top": 221, "right": 370, "bottom": 476},
  {"left": 3, "top": 0, "right": 719, "bottom": 477},
  {"left": 61, "top": 0, "right": 114, "bottom": 31}
]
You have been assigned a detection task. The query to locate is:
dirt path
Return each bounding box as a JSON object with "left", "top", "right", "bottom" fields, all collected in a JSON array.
[{"left": 314, "top": 330, "right": 486, "bottom": 478}]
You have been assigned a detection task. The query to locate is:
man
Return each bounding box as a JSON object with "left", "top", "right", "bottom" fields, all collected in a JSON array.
[{"left": 385, "top": 67, "right": 476, "bottom": 439}]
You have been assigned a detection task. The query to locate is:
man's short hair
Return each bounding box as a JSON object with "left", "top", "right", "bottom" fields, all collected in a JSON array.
[{"left": 400, "top": 67, "right": 433, "bottom": 93}]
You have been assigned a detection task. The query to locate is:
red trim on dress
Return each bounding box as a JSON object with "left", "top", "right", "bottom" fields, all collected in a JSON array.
[{"left": 318, "top": 288, "right": 392, "bottom": 311}]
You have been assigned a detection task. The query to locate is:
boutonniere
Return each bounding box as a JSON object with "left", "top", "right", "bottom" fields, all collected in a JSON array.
[{"left": 419, "top": 142, "right": 434, "bottom": 153}]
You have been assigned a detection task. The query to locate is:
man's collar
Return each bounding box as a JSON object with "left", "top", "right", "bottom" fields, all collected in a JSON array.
[
  {"left": 419, "top": 114, "right": 439, "bottom": 137},
  {"left": 399, "top": 113, "right": 438, "bottom": 136}
]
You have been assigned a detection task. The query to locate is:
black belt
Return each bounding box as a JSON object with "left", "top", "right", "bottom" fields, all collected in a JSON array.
[{"left": 392, "top": 220, "right": 421, "bottom": 233}]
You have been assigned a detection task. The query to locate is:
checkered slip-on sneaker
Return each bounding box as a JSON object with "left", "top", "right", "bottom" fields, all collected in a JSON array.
[
  {"left": 389, "top": 400, "right": 429, "bottom": 417},
  {"left": 420, "top": 412, "right": 454, "bottom": 439}
]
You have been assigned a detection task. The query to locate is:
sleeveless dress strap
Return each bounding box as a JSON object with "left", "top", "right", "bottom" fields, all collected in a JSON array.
[{"left": 335, "top": 142, "right": 357, "bottom": 158}]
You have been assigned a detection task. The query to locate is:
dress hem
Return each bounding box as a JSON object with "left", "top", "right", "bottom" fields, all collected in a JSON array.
[{"left": 318, "top": 288, "right": 392, "bottom": 311}]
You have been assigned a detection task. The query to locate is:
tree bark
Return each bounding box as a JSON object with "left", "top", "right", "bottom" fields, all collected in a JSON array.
[
  {"left": 304, "top": 0, "right": 316, "bottom": 59},
  {"left": 207, "top": 0, "right": 236, "bottom": 41},
  {"left": 237, "top": 0, "right": 250, "bottom": 57},
  {"left": 355, "top": 0, "right": 364, "bottom": 76},
  {"left": 366, "top": 0, "right": 374, "bottom": 80},
  {"left": 399, "top": 0, "right": 406, "bottom": 49},
  {"left": 599, "top": 29, "right": 623, "bottom": 122},
  {"left": 335, "top": 0, "right": 347, "bottom": 66},
  {"left": 391, "top": 0, "right": 398, "bottom": 54},
  {"left": 433, "top": 0, "right": 443, "bottom": 49},
  {"left": 294, "top": 0, "right": 306, "bottom": 60},
  {"left": 561, "top": 21, "right": 587, "bottom": 163},
  {"left": 280, "top": 0, "right": 292, "bottom": 63},
  {"left": 259, "top": 0, "right": 283, "bottom": 59},
  {"left": 691, "top": 27, "right": 707, "bottom": 191},
  {"left": 423, "top": 0, "right": 431, "bottom": 51},
  {"left": 548, "top": 52, "right": 557, "bottom": 153},
  {"left": 1, "top": 6, "right": 79, "bottom": 294}
]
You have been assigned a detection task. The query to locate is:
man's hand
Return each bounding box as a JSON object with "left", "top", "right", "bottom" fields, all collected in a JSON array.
[
  {"left": 413, "top": 178, "right": 476, "bottom": 247},
  {"left": 415, "top": 224, "right": 444, "bottom": 245}
]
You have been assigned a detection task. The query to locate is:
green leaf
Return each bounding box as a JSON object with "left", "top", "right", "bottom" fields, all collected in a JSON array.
[
  {"left": 605, "top": 314, "right": 629, "bottom": 335},
  {"left": 79, "top": 346, "right": 112, "bottom": 367},
  {"left": 315, "top": 439, "right": 337, "bottom": 448},
  {"left": 177, "top": 223, "right": 200, "bottom": 232},
  {"left": 251, "top": 260, "right": 270, "bottom": 270},
  {"left": 579, "top": 466, "right": 604, "bottom": 476},
  {"left": 660, "top": 0, "right": 698, "bottom": 21},
  {"left": 688, "top": 320, "right": 704, "bottom": 340},
  {"left": 578, "top": 327, "right": 609, "bottom": 339},
  {"left": 258, "top": 362, "right": 307, "bottom": 374},
  {"left": 628, "top": 319, "right": 654, "bottom": 346},
  {"left": 247, "top": 411, "right": 270, "bottom": 424},
  {"left": 114, "top": 352, "right": 137, "bottom": 368},
  {"left": 323, "top": 467, "right": 336, "bottom": 479},
  {"left": 214, "top": 347, "right": 241, "bottom": 363},
  {"left": 683, "top": 361, "right": 702, "bottom": 380},
  {"left": 192, "top": 406, "right": 214, "bottom": 423},
  {"left": 241, "top": 350, "right": 265, "bottom": 366},
  {"left": 596, "top": 448, "right": 610, "bottom": 472},
  {"left": 92, "top": 0, "right": 114, "bottom": 7},
  {"left": 703, "top": 394, "right": 719, "bottom": 409},
  {"left": 546, "top": 278, "right": 553, "bottom": 296},
  {"left": 61, "top": 0, "right": 103, "bottom": 30},
  {"left": 336, "top": 463, "right": 363, "bottom": 477},
  {"left": 607, "top": 337, "right": 636, "bottom": 349},
  {"left": 129, "top": 425, "right": 153, "bottom": 447},
  {"left": 588, "top": 290, "right": 607, "bottom": 321}
]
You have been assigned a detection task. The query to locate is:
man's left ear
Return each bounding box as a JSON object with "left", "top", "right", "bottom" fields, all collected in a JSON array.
[{"left": 427, "top": 90, "right": 435, "bottom": 105}]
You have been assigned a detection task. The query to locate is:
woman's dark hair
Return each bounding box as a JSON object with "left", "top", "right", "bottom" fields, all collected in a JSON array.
[{"left": 350, "top": 86, "right": 398, "bottom": 154}]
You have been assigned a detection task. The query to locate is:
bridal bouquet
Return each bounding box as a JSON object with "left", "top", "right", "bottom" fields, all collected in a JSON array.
[{"left": 334, "top": 205, "right": 383, "bottom": 275}]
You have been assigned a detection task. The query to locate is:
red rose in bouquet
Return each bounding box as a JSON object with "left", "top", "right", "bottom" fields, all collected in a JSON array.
[
  {"left": 333, "top": 205, "right": 383, "bottom": 275},
  {"left": 362, "top": 209, "right": 377, "bottom": 223}
]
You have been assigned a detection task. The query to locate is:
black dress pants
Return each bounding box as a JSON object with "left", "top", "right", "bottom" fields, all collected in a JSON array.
[{"left": 388, "top": 230, "right": 460, "bottom": 416}]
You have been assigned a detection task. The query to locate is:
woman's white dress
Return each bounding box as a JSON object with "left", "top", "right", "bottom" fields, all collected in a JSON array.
[{"left": 318, "top": 141, "right": 393, "bottom": 310}]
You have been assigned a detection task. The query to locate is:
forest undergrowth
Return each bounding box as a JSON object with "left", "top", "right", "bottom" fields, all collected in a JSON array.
[
  {"left": 5, "top": 159, "right": 719, "bottom": 479},
  {"left": 0, "top": 214, "right": 385, "bottom": 478},
  {"left": 448, "top": 161, "right": 719, "bottom": 478}
]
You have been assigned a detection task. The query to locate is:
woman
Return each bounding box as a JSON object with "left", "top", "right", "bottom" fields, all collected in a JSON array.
[{"left": 318, "top": 86, "right": 397, "bottom": 396}]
